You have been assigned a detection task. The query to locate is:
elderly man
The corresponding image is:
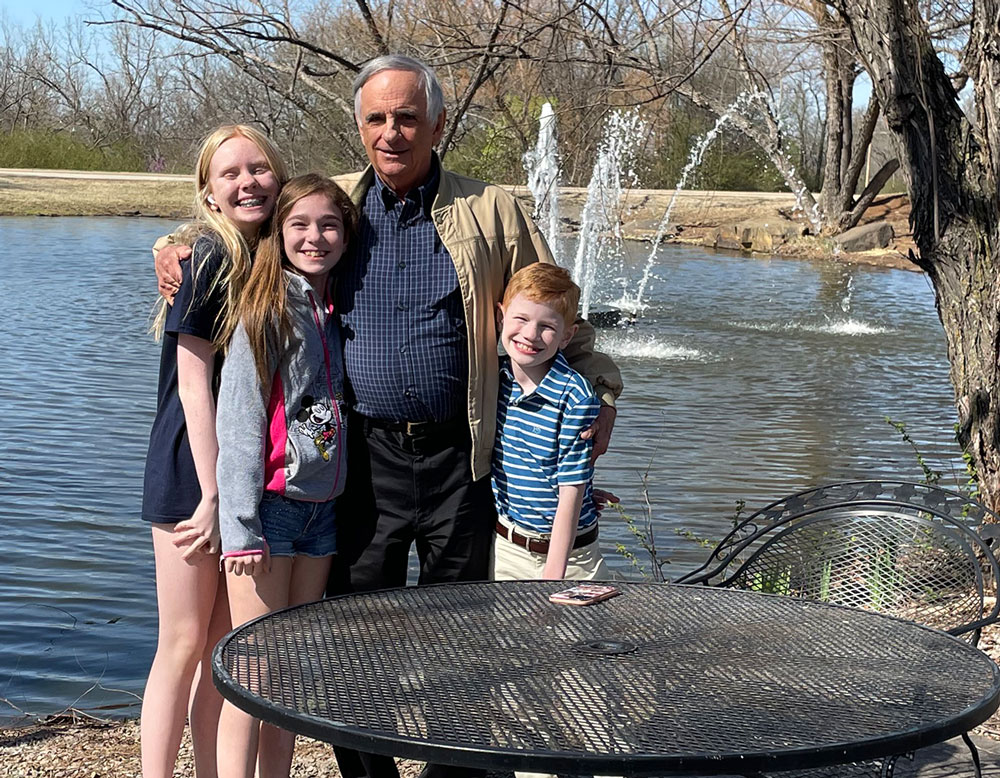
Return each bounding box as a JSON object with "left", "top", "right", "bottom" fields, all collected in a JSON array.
[
  {"left": 329, "top": 55, "right": 621, "bottom": 597},
  {"left": 155, "top": 53, "right": 621, "bottom": 778},
  {"left": 330, "top": 56, "right": 621, "bottom": 778}
]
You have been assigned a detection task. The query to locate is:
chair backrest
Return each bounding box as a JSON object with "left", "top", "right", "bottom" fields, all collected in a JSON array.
[{"left": 674, "top": 480, "right": 1000, "bottom": 643}]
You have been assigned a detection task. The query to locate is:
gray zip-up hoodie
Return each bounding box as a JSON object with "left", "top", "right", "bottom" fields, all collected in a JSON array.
[{"left": 216, "top": 271, "right": 347, "bottom": 556}]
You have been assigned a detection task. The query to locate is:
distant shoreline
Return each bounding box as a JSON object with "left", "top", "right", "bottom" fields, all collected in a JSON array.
[
  {"left": 0, "top": 168, "right": 194, "bottom": 220},
  {"left": 0, "top": 168, "right": 916, "bottom": 271}
]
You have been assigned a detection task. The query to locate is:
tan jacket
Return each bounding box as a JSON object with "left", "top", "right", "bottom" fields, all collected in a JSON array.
[{"left": 337, "top": 164, "right": 623, "bottom": 480}]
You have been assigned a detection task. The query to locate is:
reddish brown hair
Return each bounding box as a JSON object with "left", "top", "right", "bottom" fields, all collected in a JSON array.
[{"left": 502, "top": 263, "right": 579, "bottom": 324}]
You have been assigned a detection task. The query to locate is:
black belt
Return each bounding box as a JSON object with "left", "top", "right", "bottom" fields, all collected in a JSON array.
[
  {"left": 357, "top": 413, "right": 465, "bottom": 438},
  {"left": 495, "top": 521, "right": 599, "bottom": 555}
]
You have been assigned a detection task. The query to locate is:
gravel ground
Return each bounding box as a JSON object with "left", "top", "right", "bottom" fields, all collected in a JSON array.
[{"left": 0, "top": 717, "right": 428, "bottom": 777}]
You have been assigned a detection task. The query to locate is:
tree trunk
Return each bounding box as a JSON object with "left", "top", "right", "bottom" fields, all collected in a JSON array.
[
  {"left": 840, "top": 0, "right": 1000, "bottom": 510},
  {"left": 814, "top": 3, "right": 888, "bottom": 234},
  {"left": 818, "top": 21, "right": 849, "bottom": 215},
  {"left": 836, "top": 158, "right": 899, "bottom": 231}
]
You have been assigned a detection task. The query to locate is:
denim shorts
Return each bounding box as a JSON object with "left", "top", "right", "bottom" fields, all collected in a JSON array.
[{"left": 259, "top": 492, "right": 337, "bottom": 558}]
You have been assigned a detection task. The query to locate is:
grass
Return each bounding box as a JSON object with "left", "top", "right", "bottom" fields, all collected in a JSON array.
[{"left": 0, "top": 174, "right": 193, "bottom": 218}]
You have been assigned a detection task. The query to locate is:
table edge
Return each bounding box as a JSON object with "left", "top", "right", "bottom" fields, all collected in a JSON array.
[{"left": 211, "top": 582, "right": 1000, "bottom": 774}]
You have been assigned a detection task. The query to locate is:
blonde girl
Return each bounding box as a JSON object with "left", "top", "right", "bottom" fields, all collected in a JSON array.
[
  {"left": 213, "top": 174, "right": 356, "bottom": 778},
  {"left": 140, "top": 125, "right": 288, "bottom": 778}
]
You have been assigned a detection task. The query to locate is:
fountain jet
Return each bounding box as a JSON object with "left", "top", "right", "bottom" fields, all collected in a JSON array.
[
  {"left": 523, "top": 102, "right": 562, "bottom": 266},
  {"left": 571, "top": 109, "right": 646, "bottom": 320}
]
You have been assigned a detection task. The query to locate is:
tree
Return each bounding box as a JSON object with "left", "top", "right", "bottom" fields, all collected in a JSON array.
[
  {"left": 806, "top": 0, "right": 899, "bottom": 231},
  {"left": 106, "top": 0, "right": 559, "bottom": 166},
  {"left": 837, "top": 0, "right": 1000, "bottom": 509},
  {"left": 107, "top": 0, "right": 364, "bottom": 162},
  {"left": 0, "top": 22, "right": 56, "bottom": 133},
  {"left": 548, "top": 0, "right": 897, "bottom": 232},
  {"left": 679, "top": 0, "right": 899, "bottom": 233},
  {"left": 104, "top": 0, "right": 736, "bottom": 184}
]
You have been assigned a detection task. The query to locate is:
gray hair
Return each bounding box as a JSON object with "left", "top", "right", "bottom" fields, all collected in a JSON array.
[{"left": 352, "top": 55, "right": 445, "bottom": 124}]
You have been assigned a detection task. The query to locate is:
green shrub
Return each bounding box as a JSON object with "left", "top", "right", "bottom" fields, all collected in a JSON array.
[
  {"left": 447, "top": 125, "right": 526, "bottom": 185},
  {"left": 643, "top": 118, "right": 786, "bottom": 192},
  {"left": 0, "top": 129, "right": 145, "bottom": 171}
]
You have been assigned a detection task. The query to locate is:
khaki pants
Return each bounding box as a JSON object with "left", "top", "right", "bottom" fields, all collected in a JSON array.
[{"left": 491, "top": 533, "right": 609, "bottom": 581}]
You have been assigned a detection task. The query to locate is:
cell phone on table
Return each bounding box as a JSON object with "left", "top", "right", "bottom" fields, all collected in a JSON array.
[{"left": 548, "top": 584, "right": 621, "bottom": 606}]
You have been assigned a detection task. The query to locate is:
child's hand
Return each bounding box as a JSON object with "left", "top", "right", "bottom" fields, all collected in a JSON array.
[
  {"left": 172, "top": 496, "right": 220, "bottom": 562},
  {"left": 225, "top": 546, "right": 271, "bottom": 577}
]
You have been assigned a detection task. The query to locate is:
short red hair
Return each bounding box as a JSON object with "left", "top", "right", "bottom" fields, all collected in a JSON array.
[{"left": 502, "top": 263, "right": 580, "bottom": 325}]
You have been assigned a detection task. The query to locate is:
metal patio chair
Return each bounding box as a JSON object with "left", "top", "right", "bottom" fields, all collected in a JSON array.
[{"left": 673, "top": 480, "right": 1000, "bottom": 778}]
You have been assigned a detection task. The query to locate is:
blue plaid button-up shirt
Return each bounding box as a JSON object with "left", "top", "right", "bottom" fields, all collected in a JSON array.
[{"left": 337, "top": 160, "right": 468, "bottom": 422}]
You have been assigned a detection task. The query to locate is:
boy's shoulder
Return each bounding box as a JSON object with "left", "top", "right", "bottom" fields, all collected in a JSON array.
[
  {"left": 542, "top": 352, "right": 599, "bottom": 406},
  {"left": 498, "top": 353, "right": 598, "bottom": 411}
]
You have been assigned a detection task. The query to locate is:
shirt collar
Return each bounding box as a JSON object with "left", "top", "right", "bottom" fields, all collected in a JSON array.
[
  {"left": 373, "top": 154, "right": 440, "bottom": 217},
  {"left": 501, "top": 351, "right": 572, "bottom": 405}
]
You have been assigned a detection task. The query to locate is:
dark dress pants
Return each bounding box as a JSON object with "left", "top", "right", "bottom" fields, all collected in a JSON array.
[{"left": 328, "top": 413, "right": 495, "bottom": 778}]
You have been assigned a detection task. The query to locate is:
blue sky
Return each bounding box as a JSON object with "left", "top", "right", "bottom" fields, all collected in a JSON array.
[{"left": 1, "top": 0, "right": 93, "bottom": 26}]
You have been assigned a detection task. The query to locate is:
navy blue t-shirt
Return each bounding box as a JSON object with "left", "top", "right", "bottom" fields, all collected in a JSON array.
[{"left": 141, "top": 236, "right": 227, "bottom": 523}]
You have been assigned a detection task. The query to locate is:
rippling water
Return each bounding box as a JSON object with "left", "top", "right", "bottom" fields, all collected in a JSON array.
[
  {"left": 0, "top": 217, "right": 959, "bottom": 720},
  {"left": 592, "top": 245, "right": 959, "bottom": 575}
]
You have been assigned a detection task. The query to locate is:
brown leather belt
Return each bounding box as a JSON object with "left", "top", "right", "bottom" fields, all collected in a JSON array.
[
  {"left": 495, "top": 521, "right": 599, "bottom": 555},
  {"left": 357, "top": 413, "right": 465, "bottom": 438}
]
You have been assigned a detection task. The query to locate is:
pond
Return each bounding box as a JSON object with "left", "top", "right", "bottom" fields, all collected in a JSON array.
[{"left": 0, "top": 215, "right": 961, "bottom": 720}]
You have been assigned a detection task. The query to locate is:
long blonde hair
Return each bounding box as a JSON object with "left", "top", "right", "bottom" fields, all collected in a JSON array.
[
  {"left": 239, "top": 173, "right": 358, "bottom": 388},
  {"left": 151, "top": 124, "right": 289, "bottom": 345}
]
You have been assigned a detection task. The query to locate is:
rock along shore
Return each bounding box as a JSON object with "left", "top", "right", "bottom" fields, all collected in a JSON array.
[{"left": 0, "top": 168, "right": 916, "bottom": 271}]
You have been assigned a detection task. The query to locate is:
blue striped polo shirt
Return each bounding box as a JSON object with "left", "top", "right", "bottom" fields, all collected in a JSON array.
[
  {"left": 492, "top": 352, "right": 600, "bottom": 534},
  {"left": 337, "top": 160, "right": 467, "bottom": 422}
]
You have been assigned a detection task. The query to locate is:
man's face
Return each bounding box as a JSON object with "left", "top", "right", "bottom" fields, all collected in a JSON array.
[{"left": 356, "top": 69, "right": 445, "bottom": 196}]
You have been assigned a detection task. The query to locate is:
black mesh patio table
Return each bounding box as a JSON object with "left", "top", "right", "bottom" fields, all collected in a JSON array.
[{"left": 212, "top": 581, "right": 1000, "bottom": 776}]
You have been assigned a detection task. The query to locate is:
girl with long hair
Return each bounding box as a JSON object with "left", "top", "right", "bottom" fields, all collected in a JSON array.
[
  {"left": 140, "top": 124, "right": 288, "bottom": 778},
  {"left": 213, "top": 174, "right": 357, "bottom": 777}
]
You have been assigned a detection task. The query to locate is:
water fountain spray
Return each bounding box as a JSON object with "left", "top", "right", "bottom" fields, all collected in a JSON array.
[
  {"left": 571, "top": 109, "right": 646, "bottom": 319},
  {"left": 523, "top": 102, "right": 562, "bottom": 266},
  {"left": 626, "top": 90, "right": 822, "bottom": 313},
  {"left": 625, "top": 92, "right": 766, "bottom": 312}
]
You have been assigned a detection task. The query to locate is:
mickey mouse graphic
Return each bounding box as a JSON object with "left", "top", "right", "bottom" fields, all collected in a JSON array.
[{"left": 295, "top": 395, "right": 338, "bottom": 461}]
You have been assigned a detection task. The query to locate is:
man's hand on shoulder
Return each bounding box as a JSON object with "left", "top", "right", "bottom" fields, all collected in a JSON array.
[
  {"left": 581, "top": 405, "right": 616, "bottom": 463},
  {"left": 592, "top": 488, "right": 620, "bottom": 515},
  {"left": 154, "top": 241, "right": 191, "bottom": 304}
]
